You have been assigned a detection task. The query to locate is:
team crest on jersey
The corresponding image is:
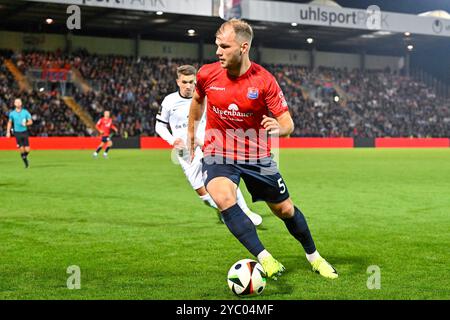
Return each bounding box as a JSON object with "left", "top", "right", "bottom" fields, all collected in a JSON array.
[{"left": 247, "top": 87, "right": 259, "bottom": 99}]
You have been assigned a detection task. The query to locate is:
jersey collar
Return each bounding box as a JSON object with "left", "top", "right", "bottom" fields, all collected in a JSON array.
[
  {"left": 178, "top": 91, "right": 192, "bottom": 100},
  {"left": 226, "top": 62, "right": 254, "bottom": 81}
]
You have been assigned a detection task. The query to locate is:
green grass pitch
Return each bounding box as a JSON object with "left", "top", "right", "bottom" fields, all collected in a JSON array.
[{"left": 0, "top": 148, "right": 449, "bottom": 300}]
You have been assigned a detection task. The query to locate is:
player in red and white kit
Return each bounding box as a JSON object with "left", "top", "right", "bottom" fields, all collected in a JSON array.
[
  {"left": 93, "top": 110, "right": 118, "bottom": 158},
  {"left": 188, "top": 19, "right": 338, "bottom": 280}
]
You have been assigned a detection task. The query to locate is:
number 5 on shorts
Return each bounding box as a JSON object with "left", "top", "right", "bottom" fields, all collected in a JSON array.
[{"left": 277, "top": 178, "right": 286, "bottom": 194}]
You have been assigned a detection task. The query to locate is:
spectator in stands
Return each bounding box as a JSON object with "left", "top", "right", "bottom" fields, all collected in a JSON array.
[{"left": 2, "top": 50, "right": 449, "bottom": 138}]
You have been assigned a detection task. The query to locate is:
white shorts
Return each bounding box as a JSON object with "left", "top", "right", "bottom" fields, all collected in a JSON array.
[{"left": 178, "top": 147, "right": 204, "bottom": 190}]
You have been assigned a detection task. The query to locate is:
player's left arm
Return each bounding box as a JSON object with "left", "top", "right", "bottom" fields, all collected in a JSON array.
[
  {"left": 25, "top": 112, "right": 33, "bottom": 126},
  {"left": 261, "top": 111, "right": 294, "bottom": 137},
  {"left": 263, "top": 75, "right": 293, "bottom": 137}
]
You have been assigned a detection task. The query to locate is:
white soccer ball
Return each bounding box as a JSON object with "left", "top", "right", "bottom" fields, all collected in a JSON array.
[{"left": 227, "top": 259, "right": 267, "bottom": 296}]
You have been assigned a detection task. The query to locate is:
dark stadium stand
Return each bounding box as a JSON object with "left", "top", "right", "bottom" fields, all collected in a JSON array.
[{"left": 1, "top": 50, "right": 449, "bottom": 138}]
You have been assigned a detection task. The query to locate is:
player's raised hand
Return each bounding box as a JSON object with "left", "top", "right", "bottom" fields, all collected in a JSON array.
[{"left": 261, "top": 115, "right": 281, "bottom": 136}]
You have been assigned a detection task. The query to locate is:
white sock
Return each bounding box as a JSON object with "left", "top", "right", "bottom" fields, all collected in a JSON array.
[
  {"left": 257, "top": 250, "right": 271, "bottom": 262},
  {"left": 306, "top": 250, "right": 321, "bottom": 263},
  {"left": 236, "top": 188, "right": 250, "bottom": 213},
  {"left": 200, "top": 194, "right": 218, "bottom": 209}
]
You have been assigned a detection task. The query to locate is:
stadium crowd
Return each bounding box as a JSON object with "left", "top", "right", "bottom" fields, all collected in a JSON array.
[
  {"left": 1, "top": 49, "right": 449, "bottom": 138},
  {"left": 73, "top": 54, "right": 198, "bottom": 137},
  {"left": 270, "top": 64, "right": 449, "bottom": 137},
  {"left": 0, "top": 51, "right": 90, "bottom": 137}
]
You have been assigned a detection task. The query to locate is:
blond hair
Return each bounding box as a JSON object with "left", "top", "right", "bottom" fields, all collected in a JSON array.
[{"left": 216, "top": 18, "right": 253, "bottom": 45}]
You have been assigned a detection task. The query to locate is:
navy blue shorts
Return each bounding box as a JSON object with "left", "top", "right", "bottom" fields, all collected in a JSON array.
[
  {"left": 201, "top": 156, "right": 290, "bottom": 203},
  {"left": 101, "top": 136, "right": 110, "bottom": 143},
  {"left": 15, "top": 131, "right": 30, "bottom": 147}
]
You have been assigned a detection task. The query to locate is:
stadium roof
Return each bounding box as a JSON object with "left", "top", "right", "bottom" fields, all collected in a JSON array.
[{"left": 0, "top": 0, "right": 448, "bottom": 56}]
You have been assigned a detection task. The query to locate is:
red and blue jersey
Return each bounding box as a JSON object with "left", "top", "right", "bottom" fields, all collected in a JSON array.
[
  {"left": 196, "top": 62, "right": 289, "bottom": 160},
  {"left": 96, "top": 117, "right": 117, "bottom": 137}
]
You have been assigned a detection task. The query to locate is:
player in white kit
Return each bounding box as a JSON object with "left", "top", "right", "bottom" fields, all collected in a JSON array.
[{"left": 155, "top": 65, "right": 262, "bottom": 226}]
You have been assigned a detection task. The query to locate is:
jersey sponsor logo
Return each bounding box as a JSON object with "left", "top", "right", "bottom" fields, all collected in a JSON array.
[
  {"left": 175, "top": 123, "right": 188, "bottom": 129},
  {"left": 228, "top": 104, "right": 239, "bottom": 111},
  {"left": 247, "top": 87, "right": 259, "bottom": 99},
  {"left": 209, "top": 86, "right": 226, "bottom": 91},
  {"left": 212, "top": 105, "right": 253, "bottom": 121}
]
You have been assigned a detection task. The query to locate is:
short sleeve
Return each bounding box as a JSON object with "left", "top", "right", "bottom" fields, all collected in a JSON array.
[
  {"left": 156, "top": 98, "right": 170, "bottom": 124},
  {"left": 8, "top": 112, "right": 13, "bottom": 121},
  {"left": 265, "top": 75, "right": 289, "bottom": 117},
  {"left": 195, "top": 66, "right": 207, "bottom": 99}
]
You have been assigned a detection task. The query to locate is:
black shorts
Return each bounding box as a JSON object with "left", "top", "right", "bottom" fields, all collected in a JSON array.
[
  {"left": 15, "top": 131, "right": 30, "bottom": 147},
  {"left": 201, "top": 156, "right": 290, "bottom": 203},
  {"left": 101, "top": 136, "right": 110, "bottom": 143}
]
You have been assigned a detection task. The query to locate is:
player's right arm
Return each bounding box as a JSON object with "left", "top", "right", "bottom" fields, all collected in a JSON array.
[
  {"left": 187, "top": 90, "right": 205, "bottom": 159},
  {"left": 155, "top": 121, "right": 176, "bottom": 146},
  {"left": 96, "top": 119, "right": 104, "bottom": 135},
  {"left": 6, "top": 120, "right": 12, "bottom": 138},
  {"left": 155, "top": 98, "right": 178, "bottom": 147}
]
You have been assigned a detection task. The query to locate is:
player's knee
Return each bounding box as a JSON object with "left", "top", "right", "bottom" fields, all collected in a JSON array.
[
  {"left": 205, "top": 178, "right": 237, "bottom": 211},
  {"left": 206, "top": 188, "right": 235, "bottom": 210},
  {"left": 213, "top": 193, "right": 236, "bottom": 211},
  {"left": 272, "top": 201, "right": 294, "bottom": 219}
]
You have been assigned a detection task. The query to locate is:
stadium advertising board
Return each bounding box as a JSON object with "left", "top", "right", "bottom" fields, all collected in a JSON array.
[
  {"left": 243, "top": 0, "right": 450, "bottom": 37},
  {"left": 25, "top": 0, "right": 213, "bottom": 17}
]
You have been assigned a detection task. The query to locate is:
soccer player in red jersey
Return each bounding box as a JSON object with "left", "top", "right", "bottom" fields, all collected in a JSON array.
[
  {"left": 93, "top": 110, "right": 118, "bottom": 158},
  {"left": 188, "top": 19, "right": 338, "bottom": 280}
]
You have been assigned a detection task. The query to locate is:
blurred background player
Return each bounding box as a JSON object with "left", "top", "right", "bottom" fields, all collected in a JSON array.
[
  {"left": 6, "top": 98, "right": 33, "bottom": 168},
  {"left": 93, "top": 110, "right": 118, "bottom": 158},
  {"left": 155, "top": 64, "right": 262, "bottom": 226},
  {"left": 188, "top": 19, "right": 337, "bottom": 280}
]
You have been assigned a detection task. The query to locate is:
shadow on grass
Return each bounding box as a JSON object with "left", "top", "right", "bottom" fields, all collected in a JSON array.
[
  {"left": 258, "top": 277, "right": 295, "bottom": 298},
  {"left": 0, "top": 181, "right": 27, "bottom": 188},
  {"left": 323, "top": 255, "right": 373, "bottom": 274},
  {"left": 27, "top": 164, "right": 68, "bottom": 169},
  {"left": 280, "top": 253, "right": 371, "bottom": 277}
]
